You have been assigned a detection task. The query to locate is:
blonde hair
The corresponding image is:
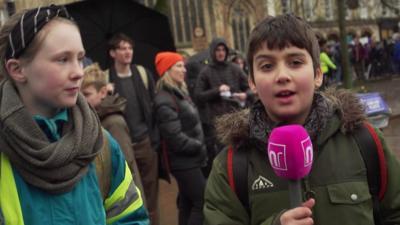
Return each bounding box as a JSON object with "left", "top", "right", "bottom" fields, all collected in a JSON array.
[
  {"left": 82, "top": 63, "right": 108, "bottom": 90},
  {"left": 156, "top": 71, "right": 188, "bottom": 95}
]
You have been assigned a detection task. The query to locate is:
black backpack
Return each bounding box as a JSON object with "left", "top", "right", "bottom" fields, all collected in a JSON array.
[{"left": 227, "top": 123, "right": 387, "bottom": 225}]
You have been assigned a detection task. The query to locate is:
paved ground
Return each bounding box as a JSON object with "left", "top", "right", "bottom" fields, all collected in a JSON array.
[
  {"left": 158, "top": 75, "right": 400, "bottom": 224},
  {"left": 159, "top": 178, "right": 178, "bottom": 225}
]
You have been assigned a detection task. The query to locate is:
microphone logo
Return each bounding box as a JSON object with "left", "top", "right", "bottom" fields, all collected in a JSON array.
[
  {"left": 268, "top": 143, "right": 287, "bottom": 171},
  {"left": 268, "top": 136, "right": 313, "bottom": 171},
  {"left": 301, "top": 137, "right": 313, "bottom": 167}
]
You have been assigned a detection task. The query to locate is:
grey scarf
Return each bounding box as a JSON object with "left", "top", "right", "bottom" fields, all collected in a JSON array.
[
  {"left": 0, "top": 80, "right": 103, "bottom": 194},
  {"left": 249, "top": 92, "right": 333, "bottom": 144}
]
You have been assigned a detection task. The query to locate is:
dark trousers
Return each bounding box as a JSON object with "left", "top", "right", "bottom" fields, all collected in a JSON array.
[
  {"left": 354, "top": 61, "right": 365, "bottom": 80},
  {"left": 172, "top": 168, "right": 206, "bottom": 225},
  {"left": 201, "top": 123, "right": 218, "bottom": 178},
  {"left": 134, "top": 136, "right": 159, "bottom": 225}
]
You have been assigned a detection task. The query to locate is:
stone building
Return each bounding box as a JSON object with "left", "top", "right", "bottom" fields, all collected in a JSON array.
[
  {"left": 2, "top": 0, "right": 399, "bottom": 54},
  {"left": 143, "top": 0, "right": 268, "bottom": 54},
  {"left": 141, "top": 0, "right": 399, "bottom": 54},
  {"left": 0, "top": 0, "right": 79, "bottom": 25}
]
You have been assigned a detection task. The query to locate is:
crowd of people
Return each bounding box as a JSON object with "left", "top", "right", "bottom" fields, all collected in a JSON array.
[
  {"left": 0, "top": 4, "right": 399, "bottom": 225},
  {"left": 315, "top": 33, "right": 400, "bottom": 86}
]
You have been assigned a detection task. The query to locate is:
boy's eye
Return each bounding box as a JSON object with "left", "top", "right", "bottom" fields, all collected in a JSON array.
[
  {"left": 260, "top": 63, "right": 274, "bottom": 71},
  {"left": 288, "top": 59, "right": 303, "bottom": 67}
]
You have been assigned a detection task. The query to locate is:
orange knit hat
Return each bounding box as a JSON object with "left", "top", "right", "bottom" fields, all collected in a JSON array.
[{"left": 155, "top": 52, "right": 184, "bottom": 76}]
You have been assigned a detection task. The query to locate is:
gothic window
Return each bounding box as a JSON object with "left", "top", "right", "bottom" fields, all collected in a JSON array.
[
  {"left": 360, "top": 6, "right": 368, "bottom": 19},
  {"left": 231, "top": 3, "right": 251, "bottom": 53},
  {"left": 169, "top": 0, "right": 205, "bottom": 47},
  {"left": 304, "top": 0, "right": 313, "bottom": 20},
  {"left": 281, "top": 0, "right": 290, "bottom": 13},
  {"left": 382, "top": 5, "right": 388, "bottom": 16},
  {"left": 346, "top": 8, "right": 351, "bottom": 20},
  {"left": 325, "top": 0, "right": 333, "bottom": 20},
  {"left": 267, "top": 0, "right": 276, "bottom": 16},
  {"left": 141, "top": 0, "right": 206, "bottom": 48}
]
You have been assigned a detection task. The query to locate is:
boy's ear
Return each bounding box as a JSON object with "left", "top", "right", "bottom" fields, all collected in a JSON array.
[
  {"left": 109, "top": 49, "right": 115, "bottom": 59},
  {"left": 314, "top": 67, "right": 323, "bottom": 89},
  {"left": 248, "top": 76, "right": 257, "bottom": 94},
  {"left": 99, "top": 86, "right": 109, "bottom": 99},
  {"left": 6, "top": 59, "right": 27, "bottom": 83}
]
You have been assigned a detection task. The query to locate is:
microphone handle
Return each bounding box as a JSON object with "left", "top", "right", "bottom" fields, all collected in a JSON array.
[{"left": 288, "top": 179, "right": 302, "bottom": 208}]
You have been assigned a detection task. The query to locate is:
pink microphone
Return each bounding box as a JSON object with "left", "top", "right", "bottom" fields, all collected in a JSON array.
[{"left": 267, "top": 125, "right": 313, "bottom": 208}]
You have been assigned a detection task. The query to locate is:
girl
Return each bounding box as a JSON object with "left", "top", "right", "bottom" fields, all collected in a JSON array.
[
  {"left": 0, "top": 5, "right": 148, "bottom": 225},
  {"left": 153, "top": 52, "right": 207, "bottom": 225}
]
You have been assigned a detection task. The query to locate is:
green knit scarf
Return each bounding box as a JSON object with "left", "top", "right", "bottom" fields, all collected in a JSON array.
[{"left": 0, "top": 80, "right": 103, "bottom": 194}]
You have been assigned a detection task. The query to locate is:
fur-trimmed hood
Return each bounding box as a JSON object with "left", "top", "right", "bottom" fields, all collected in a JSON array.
[{"left": 215, "top": 88, "right": 367, "bottom": 146}]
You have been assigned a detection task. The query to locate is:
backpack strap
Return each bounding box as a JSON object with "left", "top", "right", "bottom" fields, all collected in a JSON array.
[
  {"left": 227, "top": 146, "right": 250, "bottom": 214},
  {"left": 352, "top": 122, "right": 388, "bottom": 225},
  {"left": 95, "top": 129, "right": 112, "bottom": 201},
  {"left": 136, "top": 65, "right": 148, "bottom": 90}
]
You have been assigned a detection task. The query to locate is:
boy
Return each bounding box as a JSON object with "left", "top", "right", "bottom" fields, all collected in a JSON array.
[
  {"left": 203, "top": 14, "right": 400, "bottom": 225},
  {"left": 82, "top": 63, "right": 145, "bottom": 195}
]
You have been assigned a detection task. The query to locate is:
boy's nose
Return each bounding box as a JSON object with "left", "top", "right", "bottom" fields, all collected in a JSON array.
[{"left": 275, "top": 66, "right": 291, "bottom": 83}]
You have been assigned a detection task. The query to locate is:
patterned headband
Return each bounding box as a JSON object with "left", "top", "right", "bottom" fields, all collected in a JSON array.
[{"left": 5, "top": 5, "right": 73, "bottom": 60}]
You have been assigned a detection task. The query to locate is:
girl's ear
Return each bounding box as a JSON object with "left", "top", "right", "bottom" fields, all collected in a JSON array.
[{"left": 6, "top": 59, "right": 27, "bottom": 83}]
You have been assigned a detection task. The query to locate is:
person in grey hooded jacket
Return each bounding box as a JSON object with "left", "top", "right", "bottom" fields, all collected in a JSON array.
[{"left": 194, "top": 37, "right": 252, "bottom": 176}]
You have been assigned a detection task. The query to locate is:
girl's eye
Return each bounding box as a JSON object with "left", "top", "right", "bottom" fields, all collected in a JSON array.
[
  {"left": 78, "top": 57, "right": 85, "bottom": 68},
  {"left": 57, "top": 57, "right": 68, "bottom": 63}
]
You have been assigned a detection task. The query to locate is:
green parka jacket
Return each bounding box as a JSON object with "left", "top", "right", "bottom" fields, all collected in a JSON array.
[{"left": 204, "top": 89, "right": 400, "bottom": 225}]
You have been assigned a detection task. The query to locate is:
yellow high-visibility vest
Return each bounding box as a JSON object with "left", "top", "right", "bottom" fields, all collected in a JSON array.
[{"left": 0, "top": 152, "right": 25, "bottom": 225}]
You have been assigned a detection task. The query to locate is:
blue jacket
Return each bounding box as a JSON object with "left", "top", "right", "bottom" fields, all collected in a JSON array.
[{"left": 393, "top": 41, "right": 400, "bottom": 62}]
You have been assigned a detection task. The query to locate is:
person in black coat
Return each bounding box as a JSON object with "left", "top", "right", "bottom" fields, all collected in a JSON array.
[{"left": 154, "top": 52, "right": 207, "bottom": 225}]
